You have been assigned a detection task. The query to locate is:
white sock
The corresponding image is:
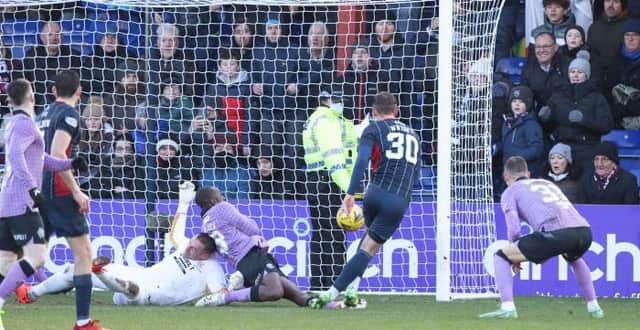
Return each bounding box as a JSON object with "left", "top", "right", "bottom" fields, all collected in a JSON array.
[
  {"left": 587, "top": 300, "right": 600, "bottom": 312},
  {"left": 76, "top": 319, "right": 90, "bottom": 326},
  {"left": 501, "top": 301, "right": 516, "bottom": 311},
  {"left": 32, "top": 268, "right": 74, "bottom": 297},
  {"left": 0, "top": 297, "right": 5, "bottom": 309},
  {"left": 328, "top": 286, "right": 340, "bottom": 300}
]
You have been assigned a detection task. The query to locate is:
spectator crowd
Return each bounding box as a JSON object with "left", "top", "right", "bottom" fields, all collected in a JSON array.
[{"left": 0, "top": 0, "right": 638, "bottom": 208}]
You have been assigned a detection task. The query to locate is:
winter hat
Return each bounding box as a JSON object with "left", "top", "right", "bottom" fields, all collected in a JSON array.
[
  {"left": 549, "top": 143, "right": 573, "bottom": 164},
  {"left": 593, "top": 141, "right": 619, "bottom": 164},
  {"left": 156, "top": 138, "right": 180, "bottom": 153},
  {"left": 508, "top": 86, "right": 534, "bottom": 111},
  {"left": 569, "top": 50, "right": 591, "bottom": 79},
  {"left": 564, "top": 24, "right": 586, "bottom": 43},
  {"left": 623, "top": 18, "right": 640, "bottom": 34}
]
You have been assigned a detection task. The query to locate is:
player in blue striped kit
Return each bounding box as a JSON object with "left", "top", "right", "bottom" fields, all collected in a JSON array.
[{"left": 310, "top": 92, "right": 420, "bottom": 308}]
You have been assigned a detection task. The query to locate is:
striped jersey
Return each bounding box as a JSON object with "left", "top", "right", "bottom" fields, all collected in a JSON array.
[
  {"left": 39, "top": 102, "right": 81, "bottom": 198},
  {"left": 351, "top": 119, "right": 420, "bottom": 200}
]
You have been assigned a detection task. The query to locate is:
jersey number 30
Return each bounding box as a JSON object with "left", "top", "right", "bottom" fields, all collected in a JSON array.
[{"left": 386, "top": 132, "right": 419, "bottom": 165}]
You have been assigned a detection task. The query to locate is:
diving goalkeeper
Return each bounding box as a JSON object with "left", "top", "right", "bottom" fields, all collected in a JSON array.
[{"left": 17, "top": 182, "right": 226, "bottom": 306}]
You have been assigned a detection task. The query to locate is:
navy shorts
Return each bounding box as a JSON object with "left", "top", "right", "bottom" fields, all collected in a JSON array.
[
  {"left": 362, "top": 184, "right": 410, "bottom": 244},
  {"left": 41, "top": 195, "right": 89, "bottom": 238},
  {"left": 0, "top": 210, "right": 47, "bottom": 251},
  {"left": 518, "top": 226, "right": 592, "bottom": 264}
]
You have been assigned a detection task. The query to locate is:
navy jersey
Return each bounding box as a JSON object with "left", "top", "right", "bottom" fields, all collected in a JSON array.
[
  {"left": 348, "top": 119, "right": 420, "bottom": 200},
  {"left": 39, "top": 101, "right": 81, "bottom": 198}
]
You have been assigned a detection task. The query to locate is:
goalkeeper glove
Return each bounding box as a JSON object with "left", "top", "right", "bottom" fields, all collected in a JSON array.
[
  {"left": 29, "top": 188, "right": 47, "bottom": 210},
  {"left": 71, "top": 155, "right": 89, "bottom": 172}
]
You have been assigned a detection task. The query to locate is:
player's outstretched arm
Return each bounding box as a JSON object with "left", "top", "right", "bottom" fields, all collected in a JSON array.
[
  {"left": 169, "top": 181, "right": 196, "bottom": 250},
  {"left": 50, "top": 129, "right": 89, "bottom": 213},
  {"left": 43, "top": 153, "right": 73, "bottom": 172}
]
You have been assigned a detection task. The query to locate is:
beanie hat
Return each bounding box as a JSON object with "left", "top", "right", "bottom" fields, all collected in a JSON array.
[
  {"left": 564, "top": 24, "right": 586, "bottom": 43},
  {"left": 593, "top": 141, "right": 619, "bottom": 164},
  {"left": 508, "top": 86, "right": 534, "bottom": 111},
  {"left": 549, "top": 143, "right": 573, "bottom": 164},
  {"left": 623, "top": 18, "right": 640, "bottom": 34},
  {"left": 156, "top": 138, "right": 180, "bottom": 153},
  {"left": 569, "top": 50, "right": 591, "bottom": 79}
]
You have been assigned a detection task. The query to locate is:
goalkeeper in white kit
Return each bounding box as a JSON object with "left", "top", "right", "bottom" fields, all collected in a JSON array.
[{"left": 17, "top": 182, "right": 227, "bottom": 306}]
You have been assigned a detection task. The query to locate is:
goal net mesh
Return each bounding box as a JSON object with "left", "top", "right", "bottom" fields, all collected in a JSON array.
[{"left": 0, "top": 0, "right": 501, "bottom": 295}]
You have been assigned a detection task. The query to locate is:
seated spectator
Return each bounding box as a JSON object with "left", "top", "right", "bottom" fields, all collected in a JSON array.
[
  {"left": 222, "top": 21, "right": 254, "bottom": 73},
  {"left": 78, "top": 99, "right": 115, "bottom": 197},
  {"left": 250, "top": 148, "right": 288, "bottom": 200},
  {"left": 588, "top": 0, "right": 628, "bottom": 75},
  {"left": 104, "top": 59, "right": 147, "bottom": 141},
  {"left": 81, "top": 23, "right": 133, "bottom": 97},
  {"left": 530, "top": 0, "right": 577, "bottom": 47},
  {"left": 542, "top": 142, "right": 581, "bottom": 202},
  {"left": 99, "top": 139, "right": 146, "bottom": 199},
  {"left": 539, "top": 50, "right": 613, "bottom": 174},
  {"left": 200, "top": 132, "right": 251, "bottom": 201},
  {"left": 521, "top": 31, "right": 571, "bottom": 112},
  {"left": 22, "top": 20, "right": 81, "bottom": 114},
  {"left": 576, "top": 141, "right": 639, "bottom": 204},
  {"left": 339, "top": 41, "right": 389, "bottom": 123},
  {"left": 496, "top": 86, "right": 545, "bottom": 179},
  {"left": 204, "top": 51, "right": 253, "bottom": 156},
  {"left": 560, "top": 25, "right": 588, "bottom": 59},
  {"left": 157, "top": 76, "right": 195, "bottom": 143},
  {"left": 603, "top": 18, "right": 640, "bottom": 129},
  {"left": 147, "top": 23, "right": 202, "bottom": 105},
  {"left": 154, "top": 137, "right": 200, "bottom": 200}
]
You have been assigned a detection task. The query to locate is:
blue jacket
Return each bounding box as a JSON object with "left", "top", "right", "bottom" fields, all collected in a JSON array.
[{"left": 500, "top": 112, "right": 545, "bottom": 176}]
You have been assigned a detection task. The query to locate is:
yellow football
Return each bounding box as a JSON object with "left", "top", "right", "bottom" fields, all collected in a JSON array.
[{"left": 336, "top": 204, "right": 364, "bottom": 231}]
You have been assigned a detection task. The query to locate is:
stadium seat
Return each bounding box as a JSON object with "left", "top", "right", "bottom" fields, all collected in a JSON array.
[
  {"left": 1, "top": 19, "right": 39, "bottom": 46},
  {"left": 495, "top": 57, "right": 527, "bottom": 85},
  {"left": 601, "top": 130, "right": 640, "bottom": 160},
  {"left": 9, "top": 46, "right": 27, "bottom": 60},
  {"left": 601, "top": 130, "right": 640, "bottom": 148}
]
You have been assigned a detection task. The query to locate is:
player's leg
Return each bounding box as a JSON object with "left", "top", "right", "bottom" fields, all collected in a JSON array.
[
  {"left": 0, "top": 251, "right": 18, "bottom": 284},
  {"left": 563, "top": 227, "right": 602, "bottom": 318},
  {"left": 66, "top": 234, "right": 94, "bottom": 327},
  {"left": 0, "top": 213, "right": 47, "bottom": 311},
  {"left": 478, "top": 242, "right": 524, "bottom": 319},
  {"left": 21, "top": 263, "right": 76, "bottom": 303}
]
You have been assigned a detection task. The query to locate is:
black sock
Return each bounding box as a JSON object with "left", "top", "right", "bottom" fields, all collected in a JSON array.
[
  {"left": 19, "top": 259, "right": 36, "bottom": 277},
  {"left": 73, "top": 274, "right": 93, "bottom": 321}
]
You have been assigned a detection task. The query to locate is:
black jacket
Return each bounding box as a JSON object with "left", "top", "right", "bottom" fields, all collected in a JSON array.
[
  {"left": 603, "top": 52, "right": 640, "bottom": 125},
  {"left": 576, "top": 168, "right": 640, "bottom": 204},
  {"left": 521, "top": 52, "right": 571, "bottom": 111},
  {"left": 546, "top": 80, "right": 613, "bottom": 145}
]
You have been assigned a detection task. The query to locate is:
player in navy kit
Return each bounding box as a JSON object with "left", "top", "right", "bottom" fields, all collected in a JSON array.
[
  {"left": 311, "top": 92, "right": 420, "bottom": 308},
  {"left": 39, "top": 70, "right": 107, "bottom": 330}
]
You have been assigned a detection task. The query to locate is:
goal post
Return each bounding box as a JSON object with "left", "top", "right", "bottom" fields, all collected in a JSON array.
[{"left": 0, "top": 0, "right": 503, "bottom": 298}]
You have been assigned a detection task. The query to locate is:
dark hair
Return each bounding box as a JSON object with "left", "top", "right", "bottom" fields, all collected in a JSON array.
[
  {"left": 195, "top": 187, "right": 225, "bottom": 211},
  {"left": 543, "top": 0, "right": 570, "bottom": 10},
  {"left": 504, "top": 156, "right": 529, "bottom": 176},
  {"left": 53, "top": 70, "right": 80, "bottom": 98},
  {"left": 218, "top": 49, "right": 239, "bottom": 62},
  {"left": 373, "top": 92, "right": 397, "bottom": 114},
  {"left": 195, "top": 232, "right": 217, "bottom": 254},
  {"left": 7, "top": 79, "right": 32, "bottom": 107}
]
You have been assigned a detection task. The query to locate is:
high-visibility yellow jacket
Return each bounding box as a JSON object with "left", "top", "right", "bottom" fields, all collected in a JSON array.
[{"left": 302, "top": 106, "right": 357, "bottom": 192}]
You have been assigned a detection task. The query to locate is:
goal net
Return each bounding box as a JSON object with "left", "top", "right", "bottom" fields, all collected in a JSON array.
[{"left": 0, "top": 0, "right": 502, "bottom": 298}]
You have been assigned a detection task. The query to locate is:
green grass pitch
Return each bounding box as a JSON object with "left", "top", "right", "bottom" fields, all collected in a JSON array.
[{"left": 3, "top": 292, "right": 638, "bottom": 330}]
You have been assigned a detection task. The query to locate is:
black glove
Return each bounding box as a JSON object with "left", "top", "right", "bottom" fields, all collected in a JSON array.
[
  {"left": 29, "top": 188, "right": 46, "bottom": 210},
  {"left": 71, "top": 155, "right": 88, "bottom": 172}
]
